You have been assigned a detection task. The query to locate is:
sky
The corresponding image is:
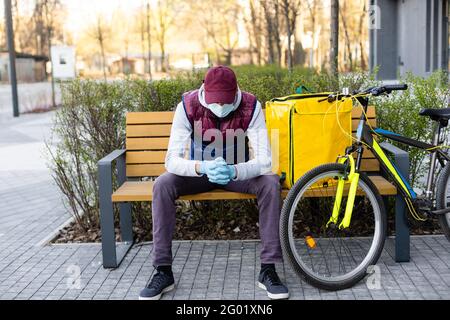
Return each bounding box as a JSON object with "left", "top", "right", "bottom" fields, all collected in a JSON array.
[
  {"left": 0, "top": 0, "right": 204, "bottom": 56},
  {"left": 0, "top": 0, "right": 156, "bottom": 39},
  {"left": 61, "top": 0, "right": 147, "bottom": 39}
]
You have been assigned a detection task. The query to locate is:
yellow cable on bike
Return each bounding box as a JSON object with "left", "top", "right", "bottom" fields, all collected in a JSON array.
[{"left": 426, "top": 145, "right": 450, "bottom": 151}]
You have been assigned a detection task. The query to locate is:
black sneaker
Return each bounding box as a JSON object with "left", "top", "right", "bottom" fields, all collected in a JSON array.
[
  {"left": 257, "top": 266, "right": 289, "bottom": 300},
  {"left": 139, "top": 269, "right": 175, "bottom": 300}
]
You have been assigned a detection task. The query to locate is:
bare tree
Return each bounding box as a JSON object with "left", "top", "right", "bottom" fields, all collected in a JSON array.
[
  {"left": 146, "top": 0, "right": 153, "bottom": 78},
  {"left": 27, "top": 0, "right": 64, "bottom": 56},
  {"left": 272, "top": 0, "right": 282, "bottom": 65},
  {"left": 12, "top": 0, "right": 23, "bottom": 51},
  {"left": 43, "top": 0, "right": 59, "bottom": 107},
  {"left": 89, "top": 16, "right": 109, "bottom": 80},
  {"left": 358, "top": 1, "right": 367, "bottom": 70},
  {"left": 261, "top": 0, "right": 275, "bottom": 64},
  {"left": 153, "top": 0, "right": 179, "bottom": 72},
  {"left": 305, "top": 0, "right": 318, "bottom": 67},
  {"left": 244, "top": 0, "right": 261, "bottom": 65},
  {"left": 280, "top": 0, "right": 301, "bottom": 71},
  {"left": 330, "top": 0, "right": 339, "bottom": 75},
  {"left": 339, "top": 2, "right": 353, "bottom": 71},
  {"left": 186, "top": 0, "right": 240, "bottom": 65},
  {"left": 140, "top": 5, "right": 147, "bottom": 74},
  {"left": 248, "top": 0, "right": 263, "bottom": 65}
]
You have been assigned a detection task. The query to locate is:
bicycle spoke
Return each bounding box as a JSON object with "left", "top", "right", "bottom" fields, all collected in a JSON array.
[{"left": 285, "top": 168, "right": 383, "bottom": 284}]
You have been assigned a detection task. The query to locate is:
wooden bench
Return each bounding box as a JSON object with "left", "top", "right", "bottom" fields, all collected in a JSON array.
[{"left": 98, "top": 106, "right": 411, "bottom": 268}]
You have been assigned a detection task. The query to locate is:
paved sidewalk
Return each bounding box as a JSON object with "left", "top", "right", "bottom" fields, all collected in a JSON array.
[{"left": 0, "top": 111, "right": 450, "bottom": 300}]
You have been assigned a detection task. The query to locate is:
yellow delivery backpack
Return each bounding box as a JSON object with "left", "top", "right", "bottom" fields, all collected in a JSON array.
[{"left": 266, "top": 93, "right": 353, "bottom": 189}]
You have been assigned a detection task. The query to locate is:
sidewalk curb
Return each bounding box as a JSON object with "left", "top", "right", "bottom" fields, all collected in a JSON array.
[{"left": 35, "top": 215, "right": 74, "bottom": 247}]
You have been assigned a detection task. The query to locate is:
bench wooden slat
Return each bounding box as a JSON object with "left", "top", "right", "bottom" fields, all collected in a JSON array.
[
  {"left": 126, "top": 158, "right": 378, "bottom": 177},
  {"left": 126, "top": 124, "right": 172, "bottom": 137},
  {"left": 126, "top": 164, "right": 166, "bottom": 177},
  {"left": 111, "top": 175, "right": 396, "bottom": 202},
  {"left": 360, "top": 159, "right": 380, "bottom": 171},
  {"left": 352, "top": 106, "right": 375, "bottom": 118},
  {"left": 125, "top": 150, "right": 377, "bottom": 175},
  {"left": 354, "top": 148, "right": 376, "bottom": 159},
  {"left": 126, "top": 112, "right": 174, "bottom": 124},
  {"left": 126, "top": 137, "right": 170, "bottom": 150},
  {"left": 126, "top": 151, "right": 166, "bottom": 164},
  {"left": 352, "top": 118, "right": 376, "bottom": 129}
]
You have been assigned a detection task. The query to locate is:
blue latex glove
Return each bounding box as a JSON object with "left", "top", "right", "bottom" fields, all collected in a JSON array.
[
  {"left": 199, "top": 159, "right": 218, "bottom": 176},
  {"left": 199, "top": 158, "right": 227, "bottom": 183},
  {"left": 208, "top": 158, "right": 236, "bottom": 185}
]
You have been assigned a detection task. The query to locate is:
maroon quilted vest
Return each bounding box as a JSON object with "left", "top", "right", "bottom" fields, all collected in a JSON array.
[{"left": 182, "top": 89, "right": 257, "bottom": 164}]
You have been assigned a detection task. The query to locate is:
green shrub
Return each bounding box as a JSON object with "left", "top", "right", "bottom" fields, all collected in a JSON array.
[{"left": 374, "top": 71, "right": 450, "bottom": 188}]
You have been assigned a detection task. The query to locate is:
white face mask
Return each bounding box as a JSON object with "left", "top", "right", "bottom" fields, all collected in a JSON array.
[{"left": 207, "top": 103, "right": 235, "bottom": 118}]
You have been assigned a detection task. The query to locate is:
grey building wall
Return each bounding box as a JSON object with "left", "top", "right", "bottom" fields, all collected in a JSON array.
[
  {"left": 0, "top": 53, "right": 47, "bottom": 82},
  {"left": 370, "top": 0, "right": 449, "bottom": 80}
]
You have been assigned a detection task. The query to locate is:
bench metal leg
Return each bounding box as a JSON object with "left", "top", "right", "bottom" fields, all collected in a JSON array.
[
  {"left": 393, "top": 149, "right": 410, "bottom": 262},
  {"left": 382, "top": 195, "right": 410, "bottom": 262},
  {"left": 394, "top": 193, "right": 410, "bottom": 262},
  {"left": 98, "top": 149, "right": 134, "bottom": 269},
  {"left": 119, "top": 202, "right": 134, "bottom": 243},
  {"left": 380, "top": 142, "right": 410, "bottom": 262},
  {"left": 99, "top": 163, "right": 118, "bottom": 268}
]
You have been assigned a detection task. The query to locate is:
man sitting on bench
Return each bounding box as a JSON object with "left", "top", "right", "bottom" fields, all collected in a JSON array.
[{"left": 139, "top": 66, "right": 289, "bottom": 300}]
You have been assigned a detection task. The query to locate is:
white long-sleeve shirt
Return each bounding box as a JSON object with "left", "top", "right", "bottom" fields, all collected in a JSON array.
[{"left": 164, "top": 98, "right": 273, "bottom": 180}]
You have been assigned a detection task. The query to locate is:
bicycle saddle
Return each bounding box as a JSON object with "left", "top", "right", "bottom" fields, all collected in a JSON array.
[{"left": 419, "top": 108, "right": 450, "bottom": 125}]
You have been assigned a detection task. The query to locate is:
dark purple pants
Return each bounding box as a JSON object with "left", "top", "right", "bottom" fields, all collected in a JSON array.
[{"left": 151, "top": 172, "right": 283, "bottom": 266}]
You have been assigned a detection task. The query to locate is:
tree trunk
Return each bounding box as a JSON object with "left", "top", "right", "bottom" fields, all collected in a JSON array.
[
  {"left": 249, "top": 0, "right": 262, "bottom": 65},
  {"left": 307, "top": 1, "right": 317, "bottom": 67},
  {"left": 261, "top": 0, "right": 275, "bottom": 64},
  {"left": 282, "top": 0, "right": 293, "bottom": 71},
  {"left": 359, "top": 2, "right": 367, "bottom": 70},
  {"left": 330, "top": 0, "right": 339, "bottom": 75},
  {"left": 160, "top": 42, "right": 166, "bottom": 72},
  {"left": 273, "top": 0, "right": 282, "bottom": 66},
  {"left": 146, "top": 1, "right": 153, "bottom": 79},
  {"left": 339, "top": 6, "right": 353, "bottom": 71},
  {"left": 140, "top": 10, "right": 146, "bottom": 75},
  {"left": 100, "top": 43, "right": 107, "bottom": 81},
  {"left": 97, "top": 22, "right": 107, "bottom": 81},
  {"left": 246, "top": 21, "right": 254, "bottom": 65}
]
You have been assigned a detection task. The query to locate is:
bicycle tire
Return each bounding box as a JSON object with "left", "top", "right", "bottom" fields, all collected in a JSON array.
[
  {"left": 436, "top": 163, "right": 450, "bottom": 241},
  {"left": 280, "top": 163, "right": 387, "bottom": 291}
]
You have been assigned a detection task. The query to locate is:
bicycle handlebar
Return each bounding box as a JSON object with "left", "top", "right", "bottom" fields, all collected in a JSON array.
[
  {"left": 365, "top": 84, "right": 408, "bottom": 96},
  {"left": 326, "top": 84, "right": 408, "bottom": 102}
]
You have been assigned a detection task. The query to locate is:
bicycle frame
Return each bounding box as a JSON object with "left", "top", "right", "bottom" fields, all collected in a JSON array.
[{"left": 330, "top": 95, "right": 450, "bottom": 229}]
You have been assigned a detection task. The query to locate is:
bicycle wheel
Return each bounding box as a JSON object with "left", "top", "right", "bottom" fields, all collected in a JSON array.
[
  {"left": 436, "top": 163, "right": 450, "bottom": 241},
  {"left": 280, "top": 163, "right": 387, "bottom": 291}
]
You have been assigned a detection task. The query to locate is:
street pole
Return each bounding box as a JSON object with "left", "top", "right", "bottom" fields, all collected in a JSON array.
[
  {"left": 48, "top": 27, "right": 56, "bottom": 109},
  {"left": 4, "top": 0, "right": 19, "bottom": 117}
]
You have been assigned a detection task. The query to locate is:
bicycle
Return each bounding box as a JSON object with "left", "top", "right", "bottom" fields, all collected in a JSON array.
[{"left": 280, "top": 84, "right": 450, "bottom": 291}]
